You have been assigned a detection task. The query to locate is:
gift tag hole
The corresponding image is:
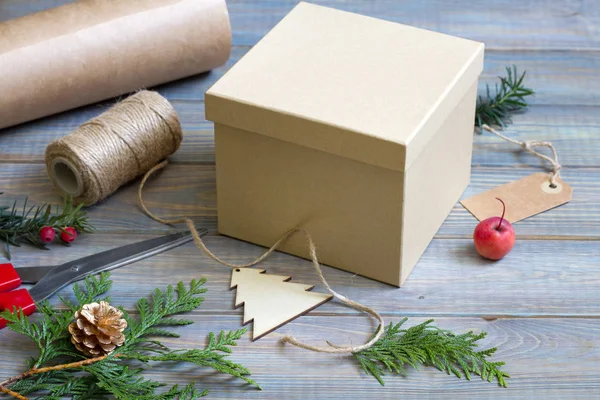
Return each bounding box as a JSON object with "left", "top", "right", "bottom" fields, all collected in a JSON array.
[
  {"left": 542, "top": 181, "right": 562, "bottom": 194},
  {"left": 235, "top": 269, "right": 241, "bottom": 272}
]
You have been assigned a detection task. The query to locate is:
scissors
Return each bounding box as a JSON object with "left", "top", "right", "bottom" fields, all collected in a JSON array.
[{"left": 0, "top": 229, "right": 206, "bottom": 329}]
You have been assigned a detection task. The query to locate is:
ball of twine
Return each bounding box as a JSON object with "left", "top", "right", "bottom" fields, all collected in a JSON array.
[{"left": 45, "top": 91, "right": 183, "bottom": 206}]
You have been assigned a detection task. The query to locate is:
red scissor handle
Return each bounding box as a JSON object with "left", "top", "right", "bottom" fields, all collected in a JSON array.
[
  {"left": 0, "top": 289, "right": 36, "bottom": 329},
  {"left": 0, "top": 263, "right": 36, "bottom": 329},
  {"left": 0, "top": 263, "right": 22, "bottom": 292}
]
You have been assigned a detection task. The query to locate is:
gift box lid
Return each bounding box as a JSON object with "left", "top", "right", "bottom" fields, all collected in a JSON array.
[{"left": 206, "top": 2, "right": 484, "bottom": 172}]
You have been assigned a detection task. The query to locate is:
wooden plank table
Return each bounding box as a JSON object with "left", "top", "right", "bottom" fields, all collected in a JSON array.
[{"left": 1, "top": 1, "right": 599, "bottom": 398}]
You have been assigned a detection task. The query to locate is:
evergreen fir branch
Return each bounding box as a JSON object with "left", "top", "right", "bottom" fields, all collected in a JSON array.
[
  {"left": 353, "top": 318, "right": 509, "bottom": 387},
  {"left": 0, "top": 274, "right": 258, "bottom": 399},
  {"left": 475, "top": 65, "right": 534, "bottom": 130},
  {"left": 0, "top": 194, "right": 94, "bottom": 259}
]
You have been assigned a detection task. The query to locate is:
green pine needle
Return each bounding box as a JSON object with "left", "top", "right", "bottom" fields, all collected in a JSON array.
[
  {"left": 1, "top": 273, "right": 260, "bottom": 399},
  {"left": 353, "top": 318, "right": 509, "bottom": 387},
  {"left": 475, "top": 65, "right": 534, "bottom": 130},
  {"left": 0, "top": 193, "right": 94, "bottom": 259}
]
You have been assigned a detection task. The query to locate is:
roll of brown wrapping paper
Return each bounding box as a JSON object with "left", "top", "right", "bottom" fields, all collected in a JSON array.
[{"left": 0, "top": 0, "right": 232, "bottom": 129}]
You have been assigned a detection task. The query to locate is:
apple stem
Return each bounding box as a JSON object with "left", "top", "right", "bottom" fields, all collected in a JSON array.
[{"left": 496, "top": 197, "right": 506, "bottom": 230}]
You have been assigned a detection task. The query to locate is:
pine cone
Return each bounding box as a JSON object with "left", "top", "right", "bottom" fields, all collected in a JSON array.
[{"left": 68, "top": 301, "right": 127, "bottom": 357}]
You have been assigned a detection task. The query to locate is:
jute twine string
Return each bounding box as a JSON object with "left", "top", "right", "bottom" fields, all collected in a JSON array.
[
  {"left": 482, "top": 124, "right": 561, "bottom": 186},
  {"left": 45, "top": 90, "right": 384, "bottom": 353},
  {"left": 138, "top": 160, "right": 385, "bottom": 354},
  {"left": 45, "top": 91, "right": 183, "bottom": 205}
]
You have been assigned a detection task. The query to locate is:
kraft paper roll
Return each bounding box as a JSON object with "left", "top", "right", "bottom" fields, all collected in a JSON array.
[{"left": 0, "top": 0, "right": 232, "bottom": 130}]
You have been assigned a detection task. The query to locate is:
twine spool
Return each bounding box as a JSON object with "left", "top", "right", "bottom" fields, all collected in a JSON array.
[{"left": 45, "top": 91, "right": 183, "bottom": 205}]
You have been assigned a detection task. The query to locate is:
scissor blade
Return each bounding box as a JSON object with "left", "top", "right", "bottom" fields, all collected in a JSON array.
[
  {"left": 15, "top": 266, "right": 55, "bottom": 284},
  {"left": 27, "top": 230, "right": 204, "bottom": 303}
]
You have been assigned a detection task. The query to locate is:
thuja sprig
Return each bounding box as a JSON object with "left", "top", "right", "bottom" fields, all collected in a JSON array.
[
  {"left": 353, "top": 318, "right": 509, "bottom": 387},
  {"left": 475, "top": 65, "right": 534, "bottom": 130},
  {"left": 0, "top": 194, "right": 94, "bottom": 259},
  {"left": 0, "top": 273, "right": 260, "bottom": 399}
]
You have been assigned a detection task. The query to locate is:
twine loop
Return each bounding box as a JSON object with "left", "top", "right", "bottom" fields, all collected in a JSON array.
[
  {"left": 482, "top": 124, "right": 562, "bottom": 185},
  {"left": 138, "top": 161, "right": 384, "bottom": 354}
]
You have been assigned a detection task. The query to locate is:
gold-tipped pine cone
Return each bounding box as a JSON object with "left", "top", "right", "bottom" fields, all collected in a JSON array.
[{"left": 68, "top": 301, "right": 127, "bottom": 357}]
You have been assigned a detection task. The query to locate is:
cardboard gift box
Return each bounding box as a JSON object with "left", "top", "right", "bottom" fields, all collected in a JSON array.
[{"left": 206, "top": 2, "right": 484, "bottom": 286}]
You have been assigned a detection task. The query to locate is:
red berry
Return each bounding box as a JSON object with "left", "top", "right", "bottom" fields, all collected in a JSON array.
[
  {"left": 39, "top": 226, "right": 56, "bottom": 244},
  {"left": 60, "top": 227, "right": 78, "bottom": 244},
  {"left": 473, "top": 198, "right": 516, "bottom": 260}
]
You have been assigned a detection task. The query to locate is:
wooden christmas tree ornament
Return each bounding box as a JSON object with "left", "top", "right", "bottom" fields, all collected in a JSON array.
[{"left": 230, "top": 268, "right": 333, "bottom": 340}]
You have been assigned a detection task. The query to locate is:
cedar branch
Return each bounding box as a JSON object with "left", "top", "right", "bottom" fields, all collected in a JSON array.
[
  {"left": 0, "top": 385, "right": 28, "bottom": 400},
  {"left": 0, "top": 275, "right": 256, "bottom": 398},
  {"left": 0, "top": 355, "right": 110, "bottom": 389}
]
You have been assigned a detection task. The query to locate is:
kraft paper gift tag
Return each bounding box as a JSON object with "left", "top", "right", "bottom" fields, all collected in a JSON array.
[{"left": 461, "top": 173, "right": 573, "bottom": 223}]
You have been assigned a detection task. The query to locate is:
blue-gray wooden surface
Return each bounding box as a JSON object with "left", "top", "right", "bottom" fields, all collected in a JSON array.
[{"left": 1, "top": 1, "right": 600, "bottom": 399}]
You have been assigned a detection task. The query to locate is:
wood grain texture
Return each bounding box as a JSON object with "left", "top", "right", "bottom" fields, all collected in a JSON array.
[
  {"left": 2, "top": 102, "right": 599, "bottom": 166},
  {"left": 2, "top": 0, "right": 599, "bottom": 50},
  {"left": 1, "top": 0, "right": 600, "bottom": 398},
  {"left": 1, "top": 47, "right": 596, "bottom": 107},
  {"left": 1, "top": 315, "right": 600, "bottom": 399},
  {"left": 0, "top": 163, "right": 598, "bottom": 237},
  {"left": 2, "top": 50, "right": 599, "bottom": 165},
  {"left": 4, "top": 234, "right": 600, "bottom": 317},
  {"left": 227, "top": 0, "right": 600, "bottom": 50},
  {"left": 115, "top": 48, "right": 600, "bottom": 105}
]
